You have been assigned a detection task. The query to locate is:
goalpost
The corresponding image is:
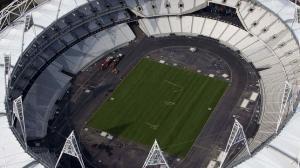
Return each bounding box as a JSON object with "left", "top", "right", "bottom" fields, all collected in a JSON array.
[{"left": 142, "top": 139, "right": 170, "bottom": 168}]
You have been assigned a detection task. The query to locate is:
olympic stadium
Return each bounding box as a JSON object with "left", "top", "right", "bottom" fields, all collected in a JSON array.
[{"left": 1, "top": 0, "right": 300, "bottom": 168}]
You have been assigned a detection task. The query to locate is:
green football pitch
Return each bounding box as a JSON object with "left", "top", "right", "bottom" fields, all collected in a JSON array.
[{"left": 88, "top": 58, "right": 228, "bottom": 157}]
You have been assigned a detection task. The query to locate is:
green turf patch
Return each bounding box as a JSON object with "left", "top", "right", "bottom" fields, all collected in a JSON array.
[{"left": 88, "top": 58, "right": 228, "bottom": 157}]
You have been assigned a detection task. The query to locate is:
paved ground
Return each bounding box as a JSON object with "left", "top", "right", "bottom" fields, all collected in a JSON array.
[{"left": 46, "top": 25, "right": 260, "bottom": 167}]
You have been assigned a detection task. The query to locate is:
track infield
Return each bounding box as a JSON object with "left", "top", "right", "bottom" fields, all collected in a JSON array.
[{"left": 88, "top": 58, "right": 228, "bottom": 157}]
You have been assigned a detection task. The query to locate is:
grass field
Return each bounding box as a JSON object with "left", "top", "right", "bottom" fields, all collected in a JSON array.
[{"left": 88, "top": 58, "right": 228, "bottom": 157}]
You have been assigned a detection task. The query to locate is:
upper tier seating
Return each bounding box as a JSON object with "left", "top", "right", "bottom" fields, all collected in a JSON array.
[
  {"left": 23, "top": 63, "right": 71, "bottom": 139},
  {"left": 125, "top": 0, "right": 207, "bottom": 16},
  {"left": 55, "top": 23, "right": 135, "bottom": 74}
]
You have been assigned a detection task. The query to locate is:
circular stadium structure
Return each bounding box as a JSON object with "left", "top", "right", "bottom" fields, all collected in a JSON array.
[{"left": 1, "top": 0, "right": 300, "bottom": 168}]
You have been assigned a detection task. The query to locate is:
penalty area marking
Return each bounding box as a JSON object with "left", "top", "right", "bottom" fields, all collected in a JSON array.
[
  {"left": 164, "top": 101, "right": 176, "bottom": 106},
  {"left": 164, "top": 80, "right": 183, "bottom": 91},
  {"left": 145, "top": 122, "right": 160, "bottom": 130},
  {"left": 163, "top": 80, "right": 183, "bottom": 106}
]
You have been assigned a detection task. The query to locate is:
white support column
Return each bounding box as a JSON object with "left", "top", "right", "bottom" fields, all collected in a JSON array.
[
  {"left": 11, "top": 96, "right": 27, "bottom": 151},
  {"left": 295, "top": 0, "right": 300, "bottom": 22},
  {"left": 276, "top": 81, "right": 292, "bottom": 133},
  {"left": 142, "top": 139, "right": 169, "bottom": 168},
  {"left": 21, "top": 19, "right": 26, "bottom": 53},
  {"left": 56, "top": 0, "right": 63, "bottom": 20},
  {"left": 293, "top": 0, "right": 299, "bottom": 24},
  {"left": 55, "top": 131, "right": 85, "bottom": 168},
  {"left": 219, "top": 119, "right": 250, "bottom": 168}
]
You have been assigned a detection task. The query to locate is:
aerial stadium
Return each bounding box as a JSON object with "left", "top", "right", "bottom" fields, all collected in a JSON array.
[{"left": 0, "top": 0, "right": 300, "bottom": 168}]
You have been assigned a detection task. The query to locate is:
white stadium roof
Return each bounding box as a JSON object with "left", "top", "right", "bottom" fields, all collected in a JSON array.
[
  {"left": 236, "top": 0, "right": 300, "bottom": 167},
  {"left": 0, "top": 0, "right": 300, "bottom": 167},
  {"left": 0, "top": 116, "right": 42, "bottom": 168},
  {"left": 236, "top": 107, "right": 300, "bottom": 168},
  {"left": 0, "top": 0, "right": 89, "bottom": 167}
]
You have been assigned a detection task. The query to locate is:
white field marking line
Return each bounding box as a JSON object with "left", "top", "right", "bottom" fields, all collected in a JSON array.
[
  {"left": 145, "top": 122, "right": 159, "bottom": 130},
  {"left": 163, "top": 80, "right": 184, "bottom": 105},
  {"left": 164, "top": 80, "right": 183, "bottom": 90},
  {"left": 192, "top": 144, "right": 212, "bottom": 150},
  {"left": 164, "top": 101, "right": 176, "bottom": 105}
]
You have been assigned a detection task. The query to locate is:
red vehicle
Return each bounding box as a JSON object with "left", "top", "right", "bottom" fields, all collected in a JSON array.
[
  {"left": 110, "top": 57, "right": 120, "bottom": 69},
  {"left": 100, "top": 56, "right": 114, "bottom": 70},
  {"left": 110, "top": 53, "right": 124, "bottom": 69}
]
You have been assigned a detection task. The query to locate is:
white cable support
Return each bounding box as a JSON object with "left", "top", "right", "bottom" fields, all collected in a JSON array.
[
  {"left": 55, "top": 131, "right": 85, "bottom": 168},
  {"left": 56, "top": 0, "right": 63, "bottom": 20},
  {"left": 142, "top": 139, "right": 170, "bottom": 168},
  {"left": 0, "top": 0, "right": 45, "bottom": 31}
]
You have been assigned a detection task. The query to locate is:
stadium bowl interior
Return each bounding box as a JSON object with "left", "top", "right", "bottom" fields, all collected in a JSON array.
[{"left": 1, "top": 0, "right": 300, "bottom": 168}]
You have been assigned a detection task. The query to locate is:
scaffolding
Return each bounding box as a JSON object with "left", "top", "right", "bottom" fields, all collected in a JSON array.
[
  {"left": 142, "top": 139, "right": 170, "bottom": 168},
  {"left": 55, "top": 131, "right": 85, "bottom": 168},
  {"left": 219, "top": 119, "right": 250, "bottom": 168}
]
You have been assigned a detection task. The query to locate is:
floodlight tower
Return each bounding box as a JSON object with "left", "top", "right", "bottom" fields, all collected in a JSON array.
[
  {"left": 3, "top": 53, "right": 11, "bottom": 89},
  {"left": 21, "top": 14, "right": 33, "bottom": 52},
  {"left": 276, "top": 81, "right": 292, "bottom": 133},
  {"left": 11, "top": 96, "right": 27, "bottom": 151},
  {"left": 55, "top": 131, "right": 85, "bottom": 168},
  {"left": 219, "top": 119, "right": 250, "bottom": 168},
  {"left": 3, "top": 53, "right": 11, "bottom": 116},
  {"left": 142, "top": 139, "right": 170, "bottom": 168}
]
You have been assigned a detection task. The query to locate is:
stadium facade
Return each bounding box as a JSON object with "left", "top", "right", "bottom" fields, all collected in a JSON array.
[{"left": 0, "top": 0, "right": 300, "bottom": 167}]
